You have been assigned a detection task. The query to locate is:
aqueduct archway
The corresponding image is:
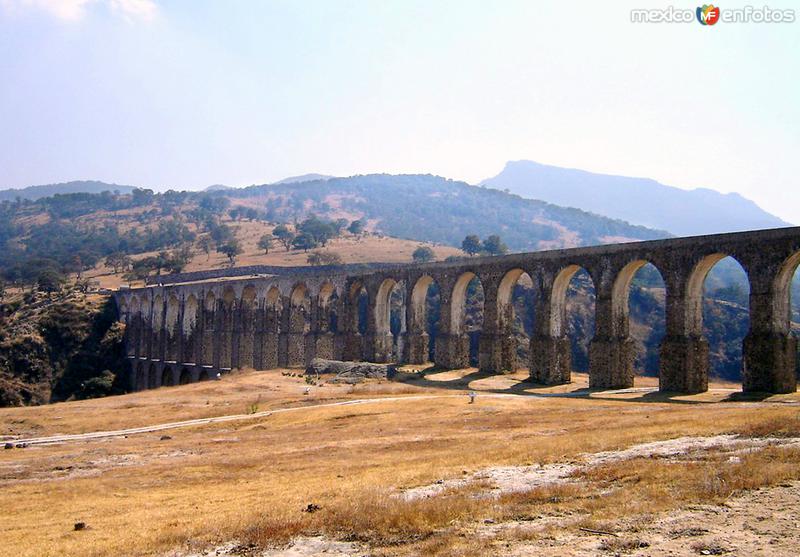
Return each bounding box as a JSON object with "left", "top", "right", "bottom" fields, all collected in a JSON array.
[{"left": 117, "top": 226, "right": 800, "bottom": 395}]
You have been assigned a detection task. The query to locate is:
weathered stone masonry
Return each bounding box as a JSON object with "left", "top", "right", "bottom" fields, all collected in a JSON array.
[{"left": 115, "top": 227, "right": 800, "bottom": 394}]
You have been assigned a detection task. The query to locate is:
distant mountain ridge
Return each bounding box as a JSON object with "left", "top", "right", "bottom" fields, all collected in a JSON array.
[
  {"left": 231, "top": 173, "right": 669, "bottom": 251},
  {"left": 0, "top": 180, "right": 136, "bottom": 202},
  {"left": 481, "top": 160, "right": 791, "bottom": 236},
  {"left": 272, "top": 173, "right": 333, "bottom": 185}
]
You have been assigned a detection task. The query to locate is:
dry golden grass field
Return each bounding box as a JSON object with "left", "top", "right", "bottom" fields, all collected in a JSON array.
[{"left": 2, "top": 367, "right": 800, "bottom": 557}]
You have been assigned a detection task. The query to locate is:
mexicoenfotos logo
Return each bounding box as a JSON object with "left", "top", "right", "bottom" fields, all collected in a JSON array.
[
  {"left": 696, "top": 4, "right": 721, "bottom": 25},
  {"left": 631, "top": 4, "right": 796, "bottom": 24}
]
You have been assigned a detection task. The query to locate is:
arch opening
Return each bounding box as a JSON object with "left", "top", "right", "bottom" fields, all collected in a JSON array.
[
  {"left": 319, "top": 283, "right": 339, "bottom": 333},
  {"left": 497, "top": 269, "right": 535, "bottom": 371},
  {"left": 410, "top": 275, "right": 440, "bottom": 362},
  {"left": 613, "top": 261, "right": 666, "bottom": 379},
  {"left": 179, "top": 367, "right": 191, "bottom": 385},
  {"left": 451, "top": 272, "right": 485, "bottom": 367},
  {"left": 689, "top": 255, "right": 751, "bottom": 382},
  {"left": 375, "top": 278, "right": 406, "bottom": 361},
  {"left": 551, "top": 265, "right": 595, "bottom": 373}
]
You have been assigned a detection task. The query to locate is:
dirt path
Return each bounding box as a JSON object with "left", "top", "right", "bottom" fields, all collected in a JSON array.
[{"left": 5, "top": 393, "right": 532, "bottom": 447}]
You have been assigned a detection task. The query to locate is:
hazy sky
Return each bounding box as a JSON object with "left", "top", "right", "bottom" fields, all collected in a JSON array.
[{"left": 0, "top": 0, "right": 798, "bottom": 223}]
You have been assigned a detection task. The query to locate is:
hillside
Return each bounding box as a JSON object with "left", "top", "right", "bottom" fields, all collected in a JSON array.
[
  {"left": 0, "top": 179, "right": 794, "bottom": 407},
  {"left": 228, "top": 173, "right": 669, "bottom": 250},
  {"left": 0, "top": 180, "right": 136, "bottom": 202},
  {"left": 482, "top": 160, "right": 791, "bottom": 236}
]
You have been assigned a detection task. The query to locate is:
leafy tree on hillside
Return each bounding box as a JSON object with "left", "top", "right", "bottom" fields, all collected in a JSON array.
[
  {"left": 348, "top": 220, "right": 364, "bottom": 236},
  {"left": 461, "top": 235, "right": 482, "bottom": 256},
  {"left": 217, "top": 240, "right": 242, "bottom": 266},
  {"left": 292, "top": 232, "right": 316, "bottom": 252},
  {"left": 297, "top": 215, "right": 337, "bottom": 246},
  {"left": 197, "top": 236, "right": 214, "bottom": 260},
  {"left": 483, "top": 235, "right": 508, "bottom": 256},
  {"left": 307, "top": 251, "right": 343, "bottom": 266},
  {"left": 37, "top": 268, "right": 65, "bottom": 294},
  {"left": 273, "top": 224, "right": 295, "bottom": 251},
  {"left": 257, "top": 234, "right": 274, "bottom": 254},
  {"left": 412, "top": 246, "right": 435, "bottom": 263},
  {"left": 105, "top": 252, "right": 132, "bottom": 274}
]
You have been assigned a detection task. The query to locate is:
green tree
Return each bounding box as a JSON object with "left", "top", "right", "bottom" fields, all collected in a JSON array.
[
  {"left": 197, "top": 236, "right": 214, "bottom": 260},
  {"left": 292, "top": 232, "right": 316, "bottom": 252},
  {"left": 37, "top": 268, "right": 65, "bottom": 294},
  {"left": 347, "top": 219, "right": 364, "bottom": 236},
  {"left": 217, "top": 240, "right": 242, "bottom": 266},
  {"left": 483, "top": 234, "right": 508, "bottom": 256},
  {"left": 461, "top": 234, "right": 482, "bottom": 256},
  {"left": 257, "top": 234, "right": 274, "bottom": 254},
  {"left": 105, "top": 252, "right": 132, "bottom": 274},
  {"left": 273, "top": 224, "right": 295, "bottom": 251},
  {"left": 412, "top": 246, "right": 435, "bottom": 263},
  {"left": 307, "top": 251, "right": 344, "bottom": 266}
]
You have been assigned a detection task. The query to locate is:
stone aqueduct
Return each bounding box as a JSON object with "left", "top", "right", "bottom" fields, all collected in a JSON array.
[{"left": 115, "top": 227, "right": 800, "bottom": 394}]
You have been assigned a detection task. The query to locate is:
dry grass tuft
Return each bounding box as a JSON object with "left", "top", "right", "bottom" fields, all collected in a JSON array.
[{"left": 738, "top": 413, "right": 800, "bottom": 438}]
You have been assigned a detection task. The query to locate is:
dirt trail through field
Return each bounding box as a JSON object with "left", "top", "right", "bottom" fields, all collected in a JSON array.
[{"left": 6, "top": 392, "right": 535, "bottom": 447}]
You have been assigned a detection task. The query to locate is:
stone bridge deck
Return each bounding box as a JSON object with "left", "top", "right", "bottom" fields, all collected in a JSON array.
[{"left": 115, "top": 226, "right": 800, "bottom": 394}]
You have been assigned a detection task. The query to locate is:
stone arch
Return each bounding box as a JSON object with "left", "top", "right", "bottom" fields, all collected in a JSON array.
[
  {"left": 409, "top": 275, "right": 440, "bottom": 364},
  {"left": 450, "top": 271, "right": 485, "bottom": 367},
  {"left": 686, "top": 253, "right": 751, "bottom": 380},
  {"left": 497, "top": 268, "right": 535, "bottom": 371},
  {"left": 201, "top": 291, "right": 216, "bottom": 366},
  {"left": 611, "top": 260, "right": 666, "bottom": 376},
  {"left": 152, "top": 294, "right": 164, "bottom": 331},
  {"left": 374, "top": 278, "right": 406, "bottom": 362},
  {"left": 550, "top": 264, "right": 596, "bottom": 373},
  {"left": 290, "top": 283, "right": 311, "bottom": 331},
  {"left": 263, "top": 285, "right": 283, "bottom": 368},
  {"left": 318, "top": 282, "right": 339, "bottom": 333},
  {"left": 182, "top": 295, "right": 198, "bottom": 335},
  {"left": 198, "top": 368, "right": 211, "bottom": 381},
  {"left": 164, "top": 293, "right": 181, "bottom": 361},
  {"left": 774, "top": 251, "right": 800, "bottom": 334}
]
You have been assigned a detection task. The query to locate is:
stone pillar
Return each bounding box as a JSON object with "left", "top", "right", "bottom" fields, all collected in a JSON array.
[
  {"left": 529, "top": 334, "right": 571, "bottom": 384},
  {"left": 742, "top": 282, "right": 797, "bottom": 393},
  {"left": 478, "top": 283, "right": 504, "bottom": 373},
  {"left": 238, "top": 303, "right": 256, "bottom": 369},
  {"left": 201, "top": 303, "right": 215, "bottom": 367},
  {"left": 659, "top": 274, "right": 709, "bottom": 394},
  {"left": 407, "top": 332, "right": 430, "bottom": 364},
  {"left": 217, "top": 302, "right": 233, "bottom": 370},
  {"left": 589, "top": 289, "right": 635, "bottom": 390}
]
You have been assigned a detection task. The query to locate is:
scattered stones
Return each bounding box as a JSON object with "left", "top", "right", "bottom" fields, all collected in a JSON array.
[
  {"left": 73, "top": 522, "right": 86, "bottom": 531},
  {"left": 3, "top": 443, "right": 13, "bottom": 450},
  {"left": 305, "top": 358, "right": 395, "bottom": 384}
]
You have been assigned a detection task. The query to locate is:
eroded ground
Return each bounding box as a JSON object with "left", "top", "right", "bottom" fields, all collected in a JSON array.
[{"left": 1, "top": 368, "right": 799, "bottom": 557}]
